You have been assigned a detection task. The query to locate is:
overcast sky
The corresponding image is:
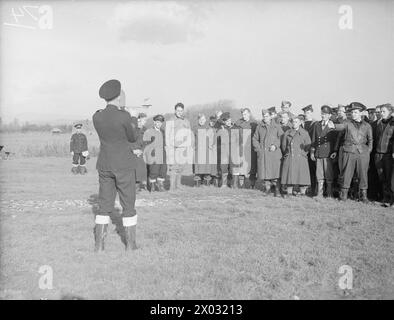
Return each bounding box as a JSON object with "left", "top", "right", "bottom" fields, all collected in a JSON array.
[{"left": 1, "top": 0, "right": 393, "bottom": 123}]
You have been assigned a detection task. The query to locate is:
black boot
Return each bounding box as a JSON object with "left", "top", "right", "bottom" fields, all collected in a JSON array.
[
  {"left": 340, "top": 188, "right": 348, "bottom": 201},
  {"left": 360, "top": 189, "right": 369, "bottom": 204},
  {"left": 94, "top": 224, "right": 107, "bottom": 252},
  {"left": 124, "top": 225, "right": 137, "bottom": 251},
  {"left": 326, "top": 182, "right": 333, "bottom": 198}
]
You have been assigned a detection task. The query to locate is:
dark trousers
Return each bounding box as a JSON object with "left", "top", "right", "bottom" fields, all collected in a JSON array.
[
  {"left": 375, "top": 153, "right": 392, "bottom": 186},
  {"left": 98, "top": 169, "right": 136, "bottom": 217},
  {"left": 72, "top": 153, "right": 86, "bottom": 165},
  {"left": 308, "top": 156, "right": 317, "bottom": 193},
  {"left": 341, "top": 152, "right": 370, "bottom": 190},
  {"left": 148, "top": 164, "right": 167, "bottom": 181}
]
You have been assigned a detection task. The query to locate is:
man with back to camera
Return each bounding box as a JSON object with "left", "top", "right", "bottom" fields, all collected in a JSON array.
[{"left": 92, "top": 79, "right": 139, "bottom": 252}]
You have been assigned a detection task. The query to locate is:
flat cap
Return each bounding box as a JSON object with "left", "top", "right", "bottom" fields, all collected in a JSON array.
[
  {"left": 74, "top": 123, "right": 83, "bottom": 128},
  {"left": 220, "top": 112, "right": 231, "bottom": 121},
  {"left": 99, "top": 79, "right": 121, "bottom": 101},
  {"left": 268, "top": 107, "right": 277, "bottom": 114},
  {"left": 153, "top": 114, "right": 165, "bottom": 122},
  {"left": 302, "top": 105, "right": 313, "bottom": 112},
  {"left": 348, "top": 102, "right": 367, "bottom": 112},
  {"left": 321, "top": 105, "right": 332, "bottom": 114},
  {"left": 281, "top": 100, "right": 292, "bottom": 107}
]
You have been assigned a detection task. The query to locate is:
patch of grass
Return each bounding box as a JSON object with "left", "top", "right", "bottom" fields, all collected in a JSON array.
[{"left": 0, "top": 158, "right": 394, "bottom": 299}]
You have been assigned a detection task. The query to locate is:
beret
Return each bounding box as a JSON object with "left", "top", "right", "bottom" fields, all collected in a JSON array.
[
  {"left": 348, "top": 102, "right": 367, "bottom": 112},
  {"left": 302, "top": 105, "right": 313, "bottom": 112},
  {"left": 153, "top": 114, "right": 165, "bottom": 122},
  {"left": 268, "top": 107, "right": 276, "bottom": 114},
  {"left": 281, "top": 100, "right": 292, "bottom": 107},
  {"left": 174, "top": 102, "right": 185, "bottom": 110},
  {"left": 99, "top": 79, "right": 121, "bottom": 101},
  {"left": 220, "top": 112, "right": 231, "bottom": 121},
  {"left": 321, "top": 105, "right": 332, "bottom": 114}
]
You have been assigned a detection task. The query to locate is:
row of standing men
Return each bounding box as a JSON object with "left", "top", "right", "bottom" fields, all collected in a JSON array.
[{"left": 130, "top": 100, "right": 394, "bottom": 205}]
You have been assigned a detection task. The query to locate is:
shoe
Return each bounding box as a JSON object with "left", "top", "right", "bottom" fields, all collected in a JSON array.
[
  {"left": 360, "top": 189, "right": 369, "bottom": 204},
  {"left": 326, "top": 182, "right": 333, "bottom": 198},
  {"left": 79, "top": 166, "right": 87, "bottom": 175},
  {"left": 157, "top": 179, "right": 165, "bottom": 192},
  {"left": 71, "top": 166, "right": 79, "bottom": 175}
]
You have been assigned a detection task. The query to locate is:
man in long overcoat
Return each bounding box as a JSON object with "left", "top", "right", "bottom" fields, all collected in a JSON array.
[
  {"left": 253, "top": 109, "right": 283, "bottom": 196},
  {"left": 280, "top": 115, "right": 311, "bottom": 197}
]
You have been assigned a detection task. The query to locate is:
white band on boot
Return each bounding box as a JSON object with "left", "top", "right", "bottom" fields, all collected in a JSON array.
[
  {"left": 95, "top": 215, "right": 110, "bottom": 224},
  {"left": 123, "top": 215, "right": 137, "bottom": 227}
]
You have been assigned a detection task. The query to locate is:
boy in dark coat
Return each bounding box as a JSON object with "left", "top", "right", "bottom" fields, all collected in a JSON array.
[{"left": 70, "top": 123, "right": 88, "bottom": 174}]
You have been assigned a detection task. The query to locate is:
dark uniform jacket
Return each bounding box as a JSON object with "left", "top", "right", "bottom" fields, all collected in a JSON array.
[
  {"left": 335, "top": 120, "right": 373, "bottom": 154},
  {"left": 303, "top": 120, "right": 315, "bottom": 137},
  {"left": 310, "top": 121, "right": 337, "bottom": 158},
  {"left": 93, "top": 104, "right": 138, "bottom": 171},
  {"left": 374, "top": 117, "right": 394, "bottom": 154},
  {"left": 70, "top": 133, "right": 88, "bottom": 153}
]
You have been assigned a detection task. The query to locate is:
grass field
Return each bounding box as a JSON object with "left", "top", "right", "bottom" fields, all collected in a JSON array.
[
  {"left": 0, "top": 157, "right": 394, "bottom": 300},
  {"left": 0, "top": 132, "right": 100, "bottom": 157}
]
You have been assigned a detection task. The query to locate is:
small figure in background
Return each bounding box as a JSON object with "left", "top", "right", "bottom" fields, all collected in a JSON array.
[{"left": 70, "top": 123, "right": 89, "bottom": 174}]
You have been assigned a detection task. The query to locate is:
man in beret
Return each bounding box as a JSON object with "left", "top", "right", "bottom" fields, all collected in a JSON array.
[
  {"left": 165, "top": 102, "right": 193, "bottom": 190},
  {"left": 70, "top": 123, "right": 89, "bottom": 175},
  {"left": 92, "top": 79, "right": 139, "bottom": 252},
  {"left": 310, "top": 106, "right": 337, "bottom": 198},
  {"left": 329, "top": 102, "right": 373, "bottom": 202},
  {"left": 234, "top": 107, "right": 258, "bottom": 188}
]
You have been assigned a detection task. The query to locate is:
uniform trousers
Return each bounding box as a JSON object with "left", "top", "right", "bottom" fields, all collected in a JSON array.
[
  {"left": 315, "top": 157, "right": 334, "bottom": 182},
  {"left": 340, "top": 152, "right": 370, "bottom": 190},
  {"left": 98, "top": 169, "right": 136, "bottom": 218}
]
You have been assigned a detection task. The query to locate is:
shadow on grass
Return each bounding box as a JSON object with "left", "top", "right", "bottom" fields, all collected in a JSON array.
[{"left": 87, "top": 194, "right": 127, "bottom": 246}]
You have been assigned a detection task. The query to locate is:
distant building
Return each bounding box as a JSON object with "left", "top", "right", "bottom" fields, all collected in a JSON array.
[{"left": 51, "top": 128, "right": 62, "bottom": 134}]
